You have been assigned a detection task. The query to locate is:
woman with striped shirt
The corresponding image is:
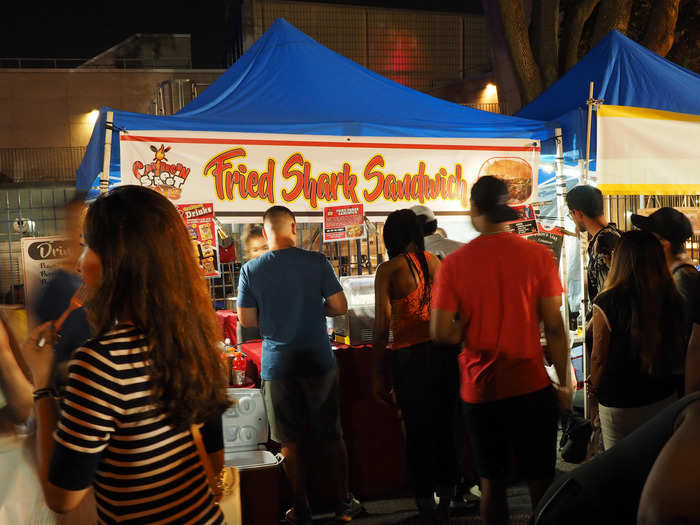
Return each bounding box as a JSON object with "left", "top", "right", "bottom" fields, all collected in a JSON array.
[{"left": 21, "top": 185, "right": 231, "bottom": 524}]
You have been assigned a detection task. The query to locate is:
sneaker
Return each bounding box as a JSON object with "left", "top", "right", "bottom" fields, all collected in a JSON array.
[
  {"left": 335, "top": 496, "right": 364, "bottom": 522},
  {"left": 284, "top": 507, "right": 313, "bottom": 525},
  {"left": 468, "top": 484, "right": 481, "bottom": 499},
  {"left": 450, "top": 485, "right": 480, "bottom": 511}
]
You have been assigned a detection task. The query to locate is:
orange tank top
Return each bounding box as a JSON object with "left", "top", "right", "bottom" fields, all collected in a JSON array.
[{"left": 390, "top": 251, "right": 432, "bottom": 349}]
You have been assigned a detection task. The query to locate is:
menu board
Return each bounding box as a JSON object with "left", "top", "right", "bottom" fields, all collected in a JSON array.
[
  {"left": 526, "top": 227, "right": 565, "bottom": 265},
  {"left": 504, "top": 205, "right": 538, "bottom": 235},
  {"left": 21, "top": 236, "right": 73, "bottom": 308},
  {"left": 176, "top": 203, "right": 220, "bottom": 278},
  {"left": 323, "top": 204, "right": 366, "bottom": 243}
]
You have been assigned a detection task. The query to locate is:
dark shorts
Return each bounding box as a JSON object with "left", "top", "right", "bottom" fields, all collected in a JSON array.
[
  {"left": 262, "top": 367, "right": 343, "bottom": 444},
  {"left": 462, "top": 386, "right": 558, "bottom": 481}
]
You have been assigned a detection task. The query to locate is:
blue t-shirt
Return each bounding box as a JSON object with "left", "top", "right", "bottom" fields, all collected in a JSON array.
[{"left": 237, "top": 247, "right": 343, "bottom": 380}]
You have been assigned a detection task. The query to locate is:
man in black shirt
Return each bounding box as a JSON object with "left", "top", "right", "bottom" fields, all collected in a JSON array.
[{"left": 566, "top": 185, "right": 622, "bottom": 316}]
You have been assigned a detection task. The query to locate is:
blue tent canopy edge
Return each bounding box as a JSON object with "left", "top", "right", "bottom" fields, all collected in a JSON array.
[
  {"left": 77, "top": 19, "right": 555, "bottom": 198},
  {"left": 517, "top": 30, "right": 700, "bottom": 167}
]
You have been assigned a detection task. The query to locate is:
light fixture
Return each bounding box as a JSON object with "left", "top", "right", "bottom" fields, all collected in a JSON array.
[
  {"left": 86, "top": 109, "right": 100, "bottom": 126},
  {"left": 484, "top": 83, "right": 497, "bottom": 96}
]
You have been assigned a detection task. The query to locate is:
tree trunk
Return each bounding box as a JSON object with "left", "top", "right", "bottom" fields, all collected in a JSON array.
[
  {"left": 482, "top": 0, "right": 524, "bottom": 114},
  {"left": 643, "top": 0, "right": 681, "bottom": 56},
  {"left": 592, "top": 0, "right": 634, "bottom": 45},
  {"left": 561, "top": 0, "right": 600, "bottom": 73},
  {"left": 531, "top": 0, "right": 560, "bottom": 89},
  {"left": 497, "top": 0, "right": 544, "bottom": 105}
]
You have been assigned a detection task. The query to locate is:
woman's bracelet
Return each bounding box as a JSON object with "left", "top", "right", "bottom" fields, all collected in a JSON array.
[{"left": 33, "top": 387, "right": 58, "bottom": 401}]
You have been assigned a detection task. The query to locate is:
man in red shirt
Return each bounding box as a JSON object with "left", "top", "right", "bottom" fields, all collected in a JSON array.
[{"left": 430, "top": 176, "right": 571, "bottom": 525}]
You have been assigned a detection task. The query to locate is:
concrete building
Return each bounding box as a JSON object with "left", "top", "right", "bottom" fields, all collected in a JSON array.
[{"left": 1, "top": 1, "right": 496, "bottom": 302}]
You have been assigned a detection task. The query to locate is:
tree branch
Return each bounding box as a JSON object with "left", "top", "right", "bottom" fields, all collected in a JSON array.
[
  {"left": 531, "top": 0, "right": 561, "bottom": 89},
  {"left": 497, "top": 0, "right": 543, "bottom": 105},
  {"left": 643, "top": 0, "right": 681, "bottom": 56},
  {"left": 561, "top": 0, "right": 600, "bottom": 73},
  {"left": 592, "top": 0, "right": 634, "bottom": 46}
]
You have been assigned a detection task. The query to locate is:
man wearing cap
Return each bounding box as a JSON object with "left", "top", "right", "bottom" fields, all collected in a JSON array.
[
  {"left": 430, "top": 176, "right": 572, "bottom": 525},
  {"left": 410, "top": 205, "right": 464, "bottom": 259},
  {"left": 632, "top": 207, "right": 699, "bottom": 392},
  {"left": 632, "top": 208, "right": 698, "bottom": 311}
]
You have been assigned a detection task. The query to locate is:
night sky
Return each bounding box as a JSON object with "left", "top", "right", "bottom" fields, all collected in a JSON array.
[{"left": 1, "top": 1, "right": 484, "bottom": 68}]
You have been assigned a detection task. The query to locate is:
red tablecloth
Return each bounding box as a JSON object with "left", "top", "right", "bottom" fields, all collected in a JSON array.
[
  {"left": 241, "top": 340, "right": 262, "bottom": 386},
  {"left": 215, "top": 310, "right": 238, "bottom": 346}
]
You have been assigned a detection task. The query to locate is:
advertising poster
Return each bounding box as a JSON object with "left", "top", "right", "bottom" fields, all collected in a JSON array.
[
  {"left": 21, "top": 236, "right": 73, "bottom": 309},
  {"left": 119, "top": 131, "right": 539, "bottom": 218},
  {"left": 526, "top": 226, "right": 565, "bottom": 265},
  {"left": 504, "top": 205, "right": 538, "bottom": 235},
  {"left": 323, "top": 204, "right": 365, "bottom": 243},
  {"left": 176, "top": 203, "right": 220, "bottom": 278}
]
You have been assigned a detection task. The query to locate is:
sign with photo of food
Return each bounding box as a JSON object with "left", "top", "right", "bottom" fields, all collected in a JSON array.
[
  {"left": 323, "top": 204, "right": 365, "bottom": 243},
  {"left": 176, "top": 203, "right": 220, "bottom": 278},
  {"left": 505, "top": 204, "right": 538, "bottom": 235},
  {"left": 120, "top": 131, "right": 540, "bottom": 216},
  {"left": 478, "top": 157, "right": 535, "bottom": 204}
]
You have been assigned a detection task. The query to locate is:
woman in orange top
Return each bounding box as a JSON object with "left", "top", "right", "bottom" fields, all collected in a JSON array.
[{"left": 373, "top": 209, "right": 458, "bottom": 524}]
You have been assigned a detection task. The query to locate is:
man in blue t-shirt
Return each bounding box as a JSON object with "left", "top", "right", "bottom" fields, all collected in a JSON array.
[{"left": 237, "top": 206, "right": 362, "bottom": 525}]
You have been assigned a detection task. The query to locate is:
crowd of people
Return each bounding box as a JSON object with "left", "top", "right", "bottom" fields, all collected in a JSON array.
[{"left": 1, "top": 178, "right": 700, "bottom": 525}]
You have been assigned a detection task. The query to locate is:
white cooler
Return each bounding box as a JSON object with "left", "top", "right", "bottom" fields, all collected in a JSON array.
[
  {"left": 223, "top": 388, "right": 284, "bottom": 524},
  {"left": 223, "top": 388, "right": 283, "bottom": 470}
]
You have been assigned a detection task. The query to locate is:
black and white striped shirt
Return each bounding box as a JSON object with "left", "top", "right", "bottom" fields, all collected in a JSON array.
[{"left": 49, "top": 324, "right": 224, "bottom": 524}]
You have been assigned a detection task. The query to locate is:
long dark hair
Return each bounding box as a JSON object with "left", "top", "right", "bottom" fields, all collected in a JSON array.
[
  {"left": 602, "top": 230, "right": 685, "bottom": 375},
  {"left": 84, "top": 185, "right": 231, "bottom": 427},
  {"left": 383, "top": 209, "right": 431, "bottom": 309}
]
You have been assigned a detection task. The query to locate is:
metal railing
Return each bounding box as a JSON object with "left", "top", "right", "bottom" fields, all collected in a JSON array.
[
  {"left": 464, "top": 102, "right": 506, "bottom": 114},
  {"left": 0, "top": 147, "right": 87, "bottom": 183},
  {"left": 0, "top": 57, "right": 193, "bottom": 69},
  {"left": 0, "top": 185, "right": 78, "bottom": 305},
  {"left": 207, "top": 222, "right": 386, "bottom": 307},
  {"left": 152, "top": 80, "right": 212, "bottom": 115},
  {"left": 605, "top": 194, "right": 700, "bottom": 265}
]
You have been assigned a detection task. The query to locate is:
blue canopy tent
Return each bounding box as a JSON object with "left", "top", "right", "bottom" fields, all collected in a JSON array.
[
  {"left": 77, "top": 18, "right": 555, "bottom": 198},
  {"left": 517, "top": 30, "right": 700, "bottom": 168}
]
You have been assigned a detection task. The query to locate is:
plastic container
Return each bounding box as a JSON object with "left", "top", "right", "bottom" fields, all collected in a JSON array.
[
  {"left": 220, "top": 339, "right": 233, "bottom": 386},
  {"left": 223, "top": 388, "right": 284, "bottom": 525},
  {"left": 232, "top": 351, "right": 247, "bottom": 387}
]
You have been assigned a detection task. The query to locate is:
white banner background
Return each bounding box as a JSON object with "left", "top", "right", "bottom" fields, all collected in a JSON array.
[
  {"left": 597, "top": 105, "right": 700, "bottom": 195},
  {"left": 119, "top": 131, "right": 540, "bottom": 219}
]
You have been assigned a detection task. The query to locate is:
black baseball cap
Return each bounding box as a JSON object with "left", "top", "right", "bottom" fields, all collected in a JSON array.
[
  {"left": 631, "top": 207, "right": 693, "bottom": 244},
  {"left": 471, "top": 176, "right": 519, "bottom": 223}
]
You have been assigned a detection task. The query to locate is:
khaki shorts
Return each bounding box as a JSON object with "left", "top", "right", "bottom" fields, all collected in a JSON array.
[{"left": 262, "top": 368, "right": 343, "bottom": 444}]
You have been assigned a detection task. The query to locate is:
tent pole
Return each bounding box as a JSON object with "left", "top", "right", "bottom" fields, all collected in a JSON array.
[
  {"left": 100, "top": 111, "right": 114, "bottom": 195},
  {"left": 584, "top": 82, "right": 595, "bottom": 184},
  {"left": 578, "top": 161, "right": 590, "bottom": 419},
  {"left": 554, "top": 128, "right": 571, "bottom": 380}
]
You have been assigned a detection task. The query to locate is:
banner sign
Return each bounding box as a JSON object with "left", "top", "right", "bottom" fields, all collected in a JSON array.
[
  {"left": 21, "top": 236, "right": 73, "bottom": 307},
  {"left": 323, "top": 204, "right": 365, "bottom": 243},
  {"left": 176, "top": 203, "right": 220, "bottom": 278},
  {"left": 119, "top": 131, "right": 539, "bottom": 218},
  {"left": 597, "top": 105, "right": 700, "bottom": 195}
]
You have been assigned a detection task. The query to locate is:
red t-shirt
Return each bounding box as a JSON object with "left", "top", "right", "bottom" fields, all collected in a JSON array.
[{"left": 432, "top": 232, "right": 563, "bottom": 403}]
